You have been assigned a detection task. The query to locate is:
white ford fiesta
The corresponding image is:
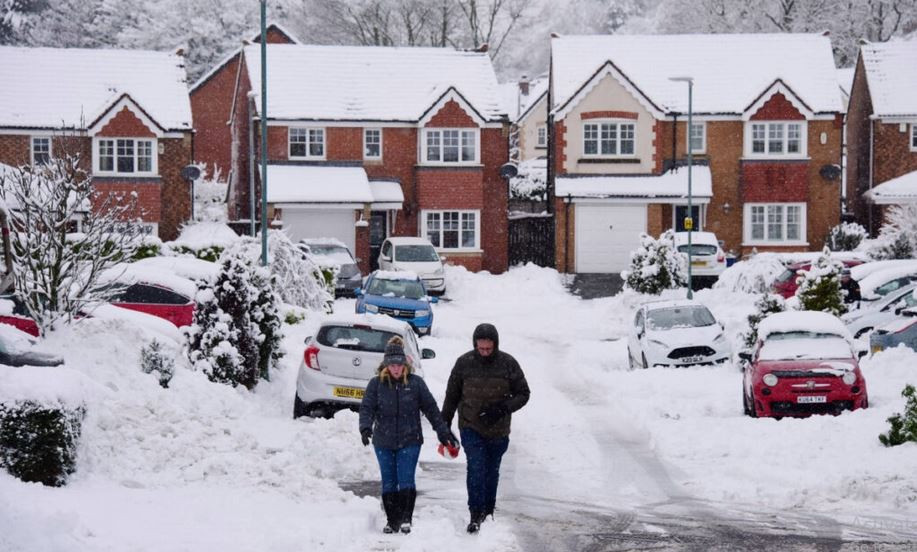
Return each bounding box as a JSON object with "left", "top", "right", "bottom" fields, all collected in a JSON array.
[
  {"left": 627, "top": 299, "right": 731, "bottom": 369},
  {"left": 293, "top": 313, "right": 436, "bottom": 418}
]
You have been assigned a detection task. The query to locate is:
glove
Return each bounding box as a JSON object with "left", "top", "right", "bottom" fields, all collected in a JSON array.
[
  {"left": 360, "top": 428, "right": 372, "bottom": 446},
  {"left": 478, "top": 402, "right": 509, "bottom": 427},
  {"left": 438, "top": 429, "right": 459, "bottom": 448}
]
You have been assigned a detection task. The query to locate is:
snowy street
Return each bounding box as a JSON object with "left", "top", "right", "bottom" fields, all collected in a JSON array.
[{"left": 3, "top": 265, "right": 917, "bottom": 551}]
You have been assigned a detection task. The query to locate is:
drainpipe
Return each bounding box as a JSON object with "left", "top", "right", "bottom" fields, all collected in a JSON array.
[
  {"left": 248, "top": 92, "right": 257, "bottom": 237},
  {"left": 564, "top": 194, "right": 571, "bottom": 272},
  {"left": 671, "top": 113, "right": 678, "bottom": 171},
  {"left": 868, "top": 118, "right": 875, "bottom": 232}
]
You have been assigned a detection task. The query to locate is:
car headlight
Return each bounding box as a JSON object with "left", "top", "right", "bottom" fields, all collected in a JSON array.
[
  {"left": 648, "top": 339, "right": 668, "bottom": 348},
  {"left": 762, "top": 373, "right": 778, "bottom": 386},
  {"left": 842, "top": 372, "right": 856, "bottom": 385},
  {"left": 415, "top": 309, "right": 430, "bottom": 318},
  {"left": 364, "top": 304, "right": 379, "bottom": 313}
]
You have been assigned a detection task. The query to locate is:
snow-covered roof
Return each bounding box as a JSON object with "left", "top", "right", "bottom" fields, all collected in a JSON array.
[
  {"left": 551, "top": 33, "right": 842, "bottom": 116},
  {"left": 555, "top": 165, "right": 712, "bottom": 201},
  {"left": 321, "top": 312, "right": 412, "bottom": 335},
  {"left": 499, "top": 75, "right": 548, "bottom": 121},
  {"left": 0, "top": 46, "right": 192, "bottom": 131},
  {"left": 267, "top": 165, "right": 373, "bottom": 204},
  {"left": 865, "top": 169, "right": 917, "bottom": 204},
  {"left": 369, "top": 180, "right": 405, "bottom": 205},
  {"left": 837, "top": 67, "right": 855, "bottom": 99},
  {"left": 861, "top": 39, "right": 917, "bottom": 118},
  {"left": 170, "top": 222, "right": 240, "bottom": 250},
  {"left": 859, "top": 265, "right": 917, "bottom": 300},
  {"left": 758, "top": 311, "right": 851, "bottom": 342},
  {"left": 243, "top": 44, "right": 506, "bottom": 122}
]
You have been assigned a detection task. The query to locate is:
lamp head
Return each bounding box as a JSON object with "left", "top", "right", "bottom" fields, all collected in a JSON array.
[{"left": 669, "top": 76, "right": 694, "bottom": 84}]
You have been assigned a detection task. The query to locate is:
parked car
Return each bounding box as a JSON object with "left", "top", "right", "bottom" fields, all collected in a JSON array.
[
  {"left": 627, "top": 299, "right": 730, "bottom": 369},
  {"left": 355, "top": 271, "right": 437, "bottom": 336},
  {"left": 854, "top": 265, "right": 917, "bottom": 306},
  {"left": 377, "top": 237, "right": 446, "bottom": 295},
  {"left": 742, "top": 311, "right": 868, "bottom": 418},
  {"left": 300, "top": 239, "right": 363, "bottom": 297},
  {"left": 869, "top": 307, "right": 917, "bottom": 355},
  {"left": 673, "top": 231, "right": 726, "bottom": 285},
  {"left": 772, "top": 259, "right": 864, "bottom": 300},
  {"left": 294, "top": 313, "right": 435, "bottom": 418},
  {"left": 842, "top": 284, "right": 917, "bottom": 338},
  {"left": 0, "top": 323, "right": 63, "bottom": 367}
]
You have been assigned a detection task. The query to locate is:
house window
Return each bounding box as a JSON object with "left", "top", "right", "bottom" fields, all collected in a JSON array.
[
  {"left": 911, "top": 124, "right": 917, "bottom": 151},
  {"left": 289, "top": 127, "right": 324, "bottom": 159},
  {"left": 536, "top": 125, "right": 547, "bottom": 147},
  {"left": 422, "top": 129, "right": 478, "bottom": 164},
  {"left": 31, "top": 137, "right": 51, "bottom": 165},
  {"left": 583, "top": 121, "right": 635, "bottom": 156},
  {"left": 747, "top": 122, "right": 806, "bottom": 157},
  {"left": 96, "top": 138, "right": 156, "bottom": 175},
  {"left": 364, "top": 128, "right": 382, "bottom": 159},
  {"left": 689, "top": 122, "right": 705, "bottom": 154},
  {"left": 423, "top": 210, "right": 479, "bottom": 249},
  {"left": 744, "top": 203, "right": 806, "bottom": 244}
]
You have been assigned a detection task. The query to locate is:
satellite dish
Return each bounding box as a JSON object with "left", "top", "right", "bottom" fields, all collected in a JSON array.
[
  {"left": 181, "top": 165, "right": 202, "bottom": 181},
  {"left": 819, "top": 164, "right": 841, "bottom": 181},
  {"left": 499, "top": 163, "right": 518, "bottom": 179}
]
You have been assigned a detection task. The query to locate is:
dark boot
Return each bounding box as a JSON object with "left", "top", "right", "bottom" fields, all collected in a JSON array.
[
  {"left": 484, "top": 503, "right": 495, "bottom": 521},
  {"left": 399, "top": 488, "right": 416, "bottom": 534},
  {"left": 381, "top": 492, "right": 400, "bottom": 534},
  {"left": 466, "top": 511, "right": 486, "bottom": 534}
]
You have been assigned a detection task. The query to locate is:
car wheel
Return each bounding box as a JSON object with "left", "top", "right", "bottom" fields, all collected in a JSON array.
[
  {"left": 743, "top": 392, "right": 757, "bottom": 418},
  {"left": 854, "top": 327, "right": 872, "bottom": 339},
  {"left": 641, "top": 353, "right": 649, "bottom": 370},
  {"left": 293, "top": 394, "right": 309, "bottom": 419},
  {"left": 626, "top": 348, "right": 635, "bottom": 370}
]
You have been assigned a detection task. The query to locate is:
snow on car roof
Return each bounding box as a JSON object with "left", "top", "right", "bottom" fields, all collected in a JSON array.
[
  {"left": 877, "top": 314, "right": 917, "bottom": 334},
  {"left": 386, "top": 237, "right": 436, "bottom": 246},
  {"left": 98, "top": 264, "right": 198, "bottom": 300},
  {"left": 321, "top": 312, "right": 412, "bottom": 334},
  {"left": 850, "top": 259, "right": 917, "bottom": 282},
  {"left": 673, "top": 231, "right": 719, "bottom": 246},
  {"left": 758, "top": 311, "right": 852, "bottom": 343},
  {"left": 372, "top": 270, "right": 420, "bottom": 281},
  {"left": 642, "top": 299, "right": 703, "bottom": 311},
  {"left": 301, "top": 237, "right": 349, "bottom": 248},
  {"left": 859, "top": 265, "right": 917, "bottom": 300}
]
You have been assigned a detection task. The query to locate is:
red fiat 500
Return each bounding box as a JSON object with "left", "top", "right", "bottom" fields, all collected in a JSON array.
[{"left": 742, "top": 311, "right": 868, "bottom": 418}]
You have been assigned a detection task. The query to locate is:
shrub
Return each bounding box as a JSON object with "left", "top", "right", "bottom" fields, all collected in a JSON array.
[
  {"left": 743, "top": 293, "right": 786, "bottom": 349},
  {"left": 868, "top": 204, "right": 917, "bottom": 260},
  {"left": 623, "top": 230, "right": 686, "bottom": 295},
  {"left": 0, "top": 400, "right": 84, "bottom": 486},
  {"left": 174, "top": 244, "right": 224, "bottom": 263},
  {"left": 825, "top": 222, "right": 868, "bottom": 252},
  {"left": 141, "top": 339, "right": 175, "bottom": 388},
  {"left": 879, "top": 384, "right": 917, "bottom": 447},
  {"left": 795, "top": 247, "right": 846, "bottom": 316}
]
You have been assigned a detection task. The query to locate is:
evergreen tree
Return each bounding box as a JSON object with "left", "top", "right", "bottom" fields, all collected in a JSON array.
[
  {"left": 795, "top": 247, "right": 846, "bottom": 316},
  {"left": 140, "top": 339, "right": 175, "bottom": 388},
  {"left": 879, "top": 384, "right": 917, "bottom": 447},
  {"left": 743, "top": 293, "right": 786, "bottom": 349},
  {"left": 868, "top": 203, "right": 917, "bottom": 260},
  {"left": 624, "top": 230, "right": 686, "bottom": 295},
  {"left": 825, "top": 221, "right": 867, "bottom": 252}
]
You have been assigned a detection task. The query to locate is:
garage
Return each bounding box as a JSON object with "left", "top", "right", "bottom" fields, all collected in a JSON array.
[
  {"left": 281, "top": 208, "right": 356, "bottom": 253},
  {"left": 574, "top": 203, "right": 647, "bottom": 273}
]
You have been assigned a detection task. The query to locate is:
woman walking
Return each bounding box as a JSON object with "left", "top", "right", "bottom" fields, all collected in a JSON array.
[{"left": 359, "top": 336, "right": 458, "bottom": 534}]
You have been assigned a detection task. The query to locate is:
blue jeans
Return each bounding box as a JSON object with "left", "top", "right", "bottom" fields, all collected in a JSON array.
[
  {"left": 460, "top": 428, "right": 509, "bottom": 514},
  {"left": 374, "top": 444, "right": 421, "bottom": 494}
]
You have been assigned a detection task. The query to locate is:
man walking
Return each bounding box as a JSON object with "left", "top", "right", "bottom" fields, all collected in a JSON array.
[{"left": 441, "top": 323, "right": 530, "bottom": 534}]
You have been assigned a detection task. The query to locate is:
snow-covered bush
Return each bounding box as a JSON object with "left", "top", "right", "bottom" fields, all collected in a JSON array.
[
  {"left": 192, "top": 167, "right": 228, "bottom": 223},
  {"left": 795, "top": 247, "right": 846, "bottom": 316},
  {"left": 168, "top": 222, "right": 240, "bottom": 262},
  {"left": 742, "top": 293, "right": 786, "bottom": 349},
  {"left": 825, "top": 222, "right": 868, "bottom": 252},
  {"left": 141, "top": 339, "right": 175, "bottom": 388},
  {"left": 509, "top": 159, "right": 547, "bottom": 201},
  {"left": 879, "top": 384, "right": 917, "bottom": 447},
  {"left": 623, "top": 230, "right": 686, "bottom": 295},
  {"left": 867, "top": 204, "right": 917, "bottom": 260},
  {"left": 132, "top": 235, "right": 163, "bottom": 260},
  {"left": 0, "top": 400, "right": 84, "bottom": 487},
  {"left": 713, "top": 253, "right": 786, "bottom": 293}
]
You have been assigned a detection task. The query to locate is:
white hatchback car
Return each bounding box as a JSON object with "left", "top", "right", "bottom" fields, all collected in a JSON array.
[
  {"left": 378, "top": 237, "right": 446, "bottom": 295},
  {"left": 293, "top": 313, "right": 436, "bottom": 418},
  {"left": 673, "top": 231, "right": 727, "bottom": 281},
  {"left": 627, "top": 299, "right": 731, "bottom": 369}
]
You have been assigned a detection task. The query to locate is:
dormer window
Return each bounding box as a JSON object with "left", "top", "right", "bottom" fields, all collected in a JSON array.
[{"left": 746, "top": 121, "right": 806, "bottom": 158}]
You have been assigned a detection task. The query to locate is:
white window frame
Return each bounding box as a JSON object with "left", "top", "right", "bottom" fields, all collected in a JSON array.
[
  {"left": 743, "top": 202, "right": 807, "bottom": 246},
  {"left": 289, "top": 127, "right": 326, "bottom": 160},
  {"left": 582, "top": 120, "right": 636, "bottom": 158},
  {"left": 93, "top": 137, "right": 158, "bottom": 176},
  {"left": 911, "top": 124, "right": 917, "bottom": 152},
  {"left": 31, "top": 136, "right": 52, "bottom": 165},
  {"left": 421, "top": 209, "right": 481, "bottom": 251},
  {"left": 363, "top": 128, "right": 382, "bottom": 160},
  {"left": 420, "top": 128, "right": 479, "bottom": 165},
  {"left": 536, "top": 124, "right": 547, "bottom": 148},
  {"left": 744, "top": 121, "right": 807, "bottom": 158},
  {"left": 689, "top": 122, "right": 706, "bottom": 154}
]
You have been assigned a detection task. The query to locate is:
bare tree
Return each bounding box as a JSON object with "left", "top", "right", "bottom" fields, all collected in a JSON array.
[{"left": 453, "top": 0, "right": 534, "bottom": 58}]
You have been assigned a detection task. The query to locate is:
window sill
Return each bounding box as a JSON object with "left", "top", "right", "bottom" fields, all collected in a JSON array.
[
  {"left": 535, "top": 146, "right": 547, "bottom": 150},
  {"left": 93, "top": 173, "right": 160, "bottom": 179},
  {"left": 577, "top": 157, "right": 641, "bottom": 164},
  {"left": 436, "top": 248, "right": 483, "bottom": 255},
  {"left": 416, "top": 163, "right": 484, "bottom": 169},
  {"left": 289, "top": 156, "right": 326, "bottom": 161},
  {"left": 740, "top": 156, "right": 810, "bottom": 162},
  {"left": 742, "top": 241, "right": 809, "bottom": 247}
]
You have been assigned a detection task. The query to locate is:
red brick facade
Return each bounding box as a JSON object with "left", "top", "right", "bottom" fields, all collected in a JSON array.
[
  {"left": 750, "top": 93, "right": 807, "bottom": 121},
  {"left": 741, "top": 162, "right": 809, "bottom": 202},
  {"left": 581, "top": 110, "right": 639, "bottom": 120},
  {"left": 98, "top": 107, "right": 157, "bottom": 138}
]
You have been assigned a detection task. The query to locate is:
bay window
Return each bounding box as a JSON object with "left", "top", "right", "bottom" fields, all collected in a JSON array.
[
  {"left": 744, "top": 203, "right": 806, "bottom": 244},
  {"left": 583, "top": 121, "right": 635, "bottom": 156},
  {"left": 95, "top": 138, "right": 156, "bottom": 175},
  {"left": 422, "top": 210, "right": 479, "bottom": 250},
  {"left": 422, "top": 129, "right": 478, "bottom": 164}
]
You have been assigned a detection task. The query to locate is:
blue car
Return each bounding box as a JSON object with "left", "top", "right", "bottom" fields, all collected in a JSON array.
[
  {"left": 355, "top": 271, "right": 437, "bottom": 336},
  {"left": 870, "top": 307, "right": 917, "bottom": 354}
]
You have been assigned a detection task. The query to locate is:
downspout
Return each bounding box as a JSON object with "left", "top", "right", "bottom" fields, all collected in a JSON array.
[
  {"left": 248, "top": 93, "right": 257, "bottom": 236},
  {"left": 868, "top": 118, "right": 875, "bottom": 232},
  {"left": 671, "top": 113, "right": 678, "bottom": 170},
  {"left": 564, "top": 194, "right": 570, "bottom": 272}
]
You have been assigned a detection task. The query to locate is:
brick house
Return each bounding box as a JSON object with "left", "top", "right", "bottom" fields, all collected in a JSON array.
[
  {"left": 846, "top": 40, "right": 917, "bottom": 231},
  {"left": 0, "top": 46, "right": 194, "bottom": 240},
  {"left": 201, "top": 43, "right": 509, "bottom": 274},
  {"left": 549, "top": 33, "right": 845, "bottom": 273}
]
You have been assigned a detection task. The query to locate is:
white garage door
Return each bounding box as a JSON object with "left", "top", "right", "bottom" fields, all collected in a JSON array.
[
  {"left": 281, "top": 208, "right": 356, "bottom": 253},
  {"left": 575, "top": 204, "right": 647, "bottom": 273}
]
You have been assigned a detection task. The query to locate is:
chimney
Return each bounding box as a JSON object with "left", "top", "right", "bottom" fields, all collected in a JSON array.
[{"left": 518, "top": 75, "right": 530, "bottom": 96}]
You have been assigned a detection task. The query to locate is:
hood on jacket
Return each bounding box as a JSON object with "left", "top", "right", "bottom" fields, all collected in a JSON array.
[{"left": 473, "top": 323, "right": 500, "bottom": 363}]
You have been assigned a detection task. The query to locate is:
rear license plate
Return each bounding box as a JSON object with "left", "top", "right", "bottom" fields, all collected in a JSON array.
[
  {"left": 871, "top": 345, "right": 883, "bottom": 354},
  {"left": 681, "top": 355, "right": 705, "bottom": 363},
  {"left": 797, "top": 395, "right": 827, "bottom": 404},
  {"left": 691, "top": 261, "right": 707, "bottom": 267},
  {"left": 333, "top": 386, "right": 365, "bottom": 399}
]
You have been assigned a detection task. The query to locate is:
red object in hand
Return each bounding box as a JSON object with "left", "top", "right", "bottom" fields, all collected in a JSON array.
[{"left": 437, "top": 443, "right": 460, "bottom": 459}]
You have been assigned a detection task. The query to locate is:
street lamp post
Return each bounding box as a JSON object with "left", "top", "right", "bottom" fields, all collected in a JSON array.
[
  {"left": 669, "top": 76, "right": 694, "bottom": 299},
  {"left": 260, "top": 0, "right": 269, "bottom": 266}
]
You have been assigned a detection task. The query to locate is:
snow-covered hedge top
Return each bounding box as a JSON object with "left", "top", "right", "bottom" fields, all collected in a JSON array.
[
  {"left": 131, "top": 256, "right": 219, "bottom": 283},
  {"left": 713, "top": 253, "right": 786, "bottom": 293},
  {"left": 758, "top": 311, "right": 852, "bottom": 343},
  {"left": 0, "top": 365, "right": 92, "bottom": 408},
  {"left": 169, "top": 222, "right": 240, "bottom": 250},
  {"left": 97, "top": 264, "right": 198, "bottom": 300},
  {"left": 374, "top": 270, "right": 420, "bottom": 281},
  {"left": 321, "top": 312, "right": 412, "bottom": 335},
  {"left": 859, "top": 265, "right": 917, "bottom": 300},
  {"left": 850, "top": 259, "right": 917, "bottom": 282}
]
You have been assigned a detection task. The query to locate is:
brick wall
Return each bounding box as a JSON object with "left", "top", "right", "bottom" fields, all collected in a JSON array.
[
  {"left": 741, "top": 162, "right": 809, "bottom": 202},
  {"left": 553, "top": 120, "right": 567, "bottom": 174},
  {"left": 92, "top": 180, "right": 161, "bottom": 222},
  {"left": 416, "top": 169, "right": 484, "bottom": 208},
  {"left": 159, "top": 136, "right": 193, "bottom": 240},
  {"left": 845, "top": 57, "right": 877, "bottom": 228},
  {"left": 97, "top": 107, "right": 157, "bottom": 137},
  {"left": 873, "top": 121, "right": 917, "bottom": 187},
  {"left": 750, "top": 93, "right": 807, "bottom": 120},
  {"left": 426, "top": 100, "right": 477, "bottom": 127},
  {"left": 479, "top": 126, "right": 509, "bottom": 273},
  {"left": 0, "top": 135, "right": 31, "bottom": 166},
  {"left": 554, "top": 196, "right": 574, "bottom": 272}
]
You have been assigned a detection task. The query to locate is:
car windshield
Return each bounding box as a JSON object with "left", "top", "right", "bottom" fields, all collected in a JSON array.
[
  {"left": 394, "top": 245, "right": 439, "bottom": 262},
  {"left": 759, "top": 331, "right": 851, "bottom": 361},
  {"left": 646, "top": 306, "right": 716, "bottom": 330},
  {"left": 317, "top": 326, "right": 398, "bottom": 353},
  {"left": 677, "top": 244, "right": 718, "bottom": 256},
  {"left": 307, "top": 245, "right": 354, "bottom": 265},
  {"left": 367, "top": 277, "right": 426, "bottom": 300}
]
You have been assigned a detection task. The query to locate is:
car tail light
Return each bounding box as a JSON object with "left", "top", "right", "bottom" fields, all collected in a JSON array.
[
  {"left": 717, "top": 252, "right": 725, "bottom": 263},
  {"left": 304, "top": 344, "right": 321, "bottom": 370}
]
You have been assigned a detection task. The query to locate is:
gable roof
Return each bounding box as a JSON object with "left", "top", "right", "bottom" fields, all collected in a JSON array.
[
  {"left": 0, "top": 46, "right": 191, "bottom": 131},
  {"left": 243, "top": 44, "right": 506, "bottom": 123},
  {"left": 861, "top": 39, "right": 917, "bottom": 118},
  {"left": 551, "top": 33, "right": 842, "bottom": 117},
  {"left": 499, "top": 75, "right": 548, "bottom": 121}
]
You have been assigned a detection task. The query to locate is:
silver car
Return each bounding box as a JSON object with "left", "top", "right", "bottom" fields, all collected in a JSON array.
[
  {"left": 843, "top": 284, "right": 917, "bottom": 338},
  {"left": 293, "top": 313, "right": 435, "bottom": 418}
]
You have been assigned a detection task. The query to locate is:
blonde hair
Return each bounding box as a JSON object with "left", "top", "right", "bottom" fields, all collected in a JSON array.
[{"left": 378, "top": 336, "right": 412, "bottom": 385}]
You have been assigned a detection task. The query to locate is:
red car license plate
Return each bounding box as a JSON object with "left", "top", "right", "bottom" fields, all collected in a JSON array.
[{"left": 797, "top": 395, "right": 827, "bottom": 404}]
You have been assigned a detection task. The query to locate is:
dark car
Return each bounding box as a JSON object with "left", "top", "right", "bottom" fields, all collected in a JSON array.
[
  {"left": 300, "top": 240, "right": 363, "bottom": 297},
  {"left": 0, "top": 324, "right": 63, "bottom": 366},
  {"left": 773, "top": 259, "right": 864, "bottom": 302}
]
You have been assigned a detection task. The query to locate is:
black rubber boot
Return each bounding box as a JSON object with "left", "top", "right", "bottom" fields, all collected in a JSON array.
[
  {"left": 466, "top": 511, "right": 486, "bottom": 534},
  {"left": 399, "top": 488, "right": 416, "bottom": 534},
  {"left": 381, "top": 492, "right": 400, "bottom": 534}
]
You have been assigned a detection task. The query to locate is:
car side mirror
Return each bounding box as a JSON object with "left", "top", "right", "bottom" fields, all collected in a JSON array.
[
  {"left": 738, "top": 351, "right": 753, "bottom": 362},
  {"left": 381, "top": 255, "right": 391, "bottom": 262},
  {"left": 354, "top": 288, "right": 363, "bottom": 297},
  {"left": 421, "top": 348, "right": 436, "bottom": 359},
  {"left": 430, "top": 296, "right": 439, "bottom": 304},
  {"left": 303, "top": 336, "right": 312, "bottom": 344}
]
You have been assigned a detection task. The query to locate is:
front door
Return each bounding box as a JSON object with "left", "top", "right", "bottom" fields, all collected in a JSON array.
[
  {"left": 674, "top": 205, "right": 702, "bottom": 232},
  {"left": 369, "top": 211, "right": 388, "bottom": 271}
]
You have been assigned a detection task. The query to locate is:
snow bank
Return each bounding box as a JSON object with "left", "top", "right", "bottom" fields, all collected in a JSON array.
[
  {"left": 0, "top": 365, "right": 93, "bottom": 408},
  {"left": 131, "top": 256, "right": 219, "bottom": 282},
  {"left": 713, "top": 253, "right": 786, "bottom": 293},
  {"left": 169, "top": 222, "right": 239, "bottom": 250}
]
